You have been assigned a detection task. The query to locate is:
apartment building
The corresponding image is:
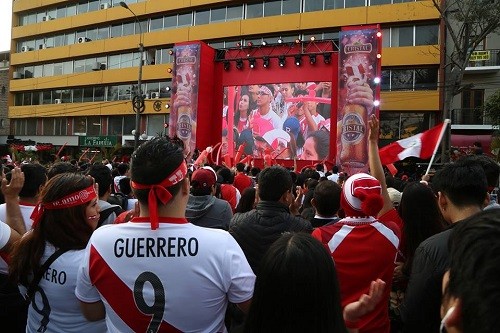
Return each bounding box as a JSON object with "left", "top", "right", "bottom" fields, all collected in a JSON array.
[{"left": 6, "top": 0, "right": 442, "bottom": 152}]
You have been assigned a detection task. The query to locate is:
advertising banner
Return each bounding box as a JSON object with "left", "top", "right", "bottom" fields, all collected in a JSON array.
[
  {"left": 336, "top": 26, "right": 381, "bottom": 174},
  {"left": 169, "top": 43, "right": 201, "bottom": 157}
]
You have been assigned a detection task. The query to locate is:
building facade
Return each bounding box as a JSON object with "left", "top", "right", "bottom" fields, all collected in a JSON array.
[
  {"left": 7, "top": 0, "right": 442, "bottom": 152},
  {"left": 0, "top": 51, "right": 9, "bottom": 136}
]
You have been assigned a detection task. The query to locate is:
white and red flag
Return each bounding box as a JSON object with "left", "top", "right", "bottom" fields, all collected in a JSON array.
[{"left": 379, "top": 119, "right": 450, "bottom": 165}]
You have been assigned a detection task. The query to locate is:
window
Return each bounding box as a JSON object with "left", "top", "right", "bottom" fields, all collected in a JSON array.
[
  {"left": 83, "top": 87, "right": 94, "bottom": 102},
  {"left": 415, "top": 25, "right": 439, "bottom": 46},
  {"left": 211, "top": 8, "right": 226, "bottom": 22},
  {"left": 111, "top": 25, "right": 122, "bottom": 38},
  {"left": 43, "top": 118, "right": 54, "bottom": 136},
  {"left": 87, "top": 116, "right": 101, "bottom": 135},
  {"left": 164, "top": 16, "right": 176, "bottom": 29},
  {"left": 27, "top": 119, "right": 37, "bottom": 136},
  {"left": 97, "top": 26, "right": 109, "bottom": 40},
  {"left": 247, "top": 3, "right": 263, "bottom": 18},
  {"left": 227, "top": 6, "right": 243, "bottom": 21},
  {"left": 74, "top": 117, "right": 87, "bottom": 135},
  {"left": 391, "top": 69, "right": 414, "bottom": 90},
  {"left": 123, "top": 115, "right": 136, "bottom": 135},
  {"left": 95, "top": 86, "right": 105, "bottom": 101},
  {"left": 73, "top": 88, "right": 83, "bottom": 103},
  {"left": 150, "top": 17, "right": 163, "bottom": 31},
  {"left": 264, "top": 1, "right": 282, "bottom": 16},
  {"left": 108, "top": 116, "right": 123, "bottom": 135},
  {"left": 391, "top": 26, "right": 413, "bottom": 47},
  {"left": 370, "top": 0, "right": 391, "bottom": 4},
  {"left": 304, "top": 0, "right": 323, "bottom": 12},
  {"left": 283, "top": 0, "right": 301, "bottom": 13},
  {"left": 345, "top": 0, "right": 365, "bottom": 7},
  {"left": 55, "top": 117, "right": 68, "bottom": 135},
  {"left": 42, "top": 91, "right": 52, "bottom": 104},
  {"left": 77, "top": 2, "right": 89, "bottom": 14},
  {"left": 414, "top": 68, "right": 438, "bottom": 90},
  {"left": 122, "top": 22, "right": 134, "bottom": 36},
  {"left": 178, "top": 13, "right": 192, "bottom": 27},
  {"left": 147, "top": 115, "right": 166, "bottom": 137}
]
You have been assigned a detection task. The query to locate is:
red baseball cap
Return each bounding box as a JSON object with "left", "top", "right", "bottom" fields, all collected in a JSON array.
[{"left": 191, "top": 168, "right": 216, "bottom": 189}]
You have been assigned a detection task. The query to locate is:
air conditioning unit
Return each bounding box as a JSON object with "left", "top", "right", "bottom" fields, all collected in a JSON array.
[
  {"left": 143, "top": 93, "right": 151, "bottom": 99},
  {"left": 151, "top": 92, "right": 160, "bottom": 99},
  {"left": 42, "top": 15, "right": 52, "bottom": 22},
  {"left": 21, "top": 46, "right": 30, "bottom": 52},
  {"left": 55, "top": 99, "right": 62, "bottom": 104},
  {"left": 100, "top": 3, "right": 110, "bottom": 10},
  {"left": 12, "top": 72, "right": 22, "bottom": 79},
  {"left": 92, "top": 62, "right": 106, "bottom": 71},
  {"left": 77, "top": 37, "right": 91, "bottom": 44}
]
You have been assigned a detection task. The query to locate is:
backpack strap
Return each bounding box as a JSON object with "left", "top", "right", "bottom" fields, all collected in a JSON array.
[
  {"left": 98, "top": 205, "right": 123, "bottom": 228},
  {"left": 25, "top": 248, "right": 68, "bottom": 301}
]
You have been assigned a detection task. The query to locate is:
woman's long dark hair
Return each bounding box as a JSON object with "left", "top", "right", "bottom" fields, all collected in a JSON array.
[
  {"left": 398, "top": 182, "right": 445, "bottom": 275},
  {"left": 10, "top": 173, "right": 95, "bottom": 286},
  {"left": 244, "top": 233, "right": 348, "bottom": 333},
  {"left": 235, "top": 187, "right": 256, "bottom": 213}
]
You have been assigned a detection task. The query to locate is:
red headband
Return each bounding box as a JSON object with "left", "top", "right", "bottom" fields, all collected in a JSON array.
[
  {"left": 30, "top": 185, "right": 97, "bottom": 229},
  {"left": 131, "top": 162, "right": 188, "bottom": 230}
]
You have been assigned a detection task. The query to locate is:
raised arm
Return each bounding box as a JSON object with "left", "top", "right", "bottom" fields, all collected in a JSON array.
[{"left": 1, "top": 167, "right": 26, "bottom": 235}]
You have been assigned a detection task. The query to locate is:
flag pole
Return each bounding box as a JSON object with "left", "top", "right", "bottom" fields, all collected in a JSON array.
[{"left": 425, "top": 119, "right": 451, "bottom": 175}]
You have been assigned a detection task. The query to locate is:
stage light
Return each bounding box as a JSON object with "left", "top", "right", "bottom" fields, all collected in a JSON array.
[
  {"left": 236, "top": 59, "right": 243, "bottom": 69},
  {"left": 165, "top": 86, "right": 171, "bottom": 92},
  {"left": 376, "top": 53, "right": 382, "bottom": 59},
  {"left": 168, "top": 50, "right": 174, "bottom": 55},
  {"left": 373, "top": 100, "right": 380, "bottom": 107},
  {"left": 278, "top": 55, "right": 286, "bottom": 67},
  {"left": 248, "top": 57, "right": 256, "bottom": 69},
  {"left": 323, "top": 53, "right": 331, "bottom": 64},
  {"left": 263, "top": 56, "right": 270, "bottom": 68},
  {"left": 223, "top": 60, "right": 230, "bottom": 71},
  {"left": 165, "top": 103, "right": 171, "bottom": 109},
  {"left": 295, "top": 38, "right": 301, "bottom": 44},
  {"left": 167, "top": 68, "right": 172, "bottom": 73},
  {"left": 262, "top": 41, "right": 268, "bottom": 46},
  {"left": 309, "top": 54, "right": 317, "bottom": 65},
  {"left": 294, "top": 54, "right": 302, "bottom": 66},
  {"left": 373, "top": 77, "right": 381, "bottom": 84},
  {"left": 376, "top": 31, "right": 382, "bottom": 38},
  {"left": 247, "top": 41, "right": 253, "bottom": 47},
  {"left": 310, "top": 36, "right": 316, "bottom": 42},
  {"left": 277, "top": 38, "right": 283, "bottom": 44}
]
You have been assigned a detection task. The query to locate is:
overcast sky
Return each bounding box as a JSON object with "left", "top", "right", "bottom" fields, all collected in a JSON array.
[{"left": 1, "top": 1, "right": 13, "bottom": 51}]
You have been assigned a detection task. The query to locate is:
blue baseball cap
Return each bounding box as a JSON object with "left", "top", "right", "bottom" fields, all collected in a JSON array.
[{"left": 283, "top": 117, "right": 300, "bottom": 139}]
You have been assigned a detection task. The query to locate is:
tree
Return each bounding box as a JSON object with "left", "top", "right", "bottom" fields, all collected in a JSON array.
[
  {"left": 432, "top": 0, "right": 500, "bottom": 161},
  {"left": 483, "top": 89, "right": 500, "bottom": 126}
]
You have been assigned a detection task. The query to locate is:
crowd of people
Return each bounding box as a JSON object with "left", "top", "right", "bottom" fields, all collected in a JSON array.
[{"left": 0, "top": 115, "right": 498, "bottom": 333}]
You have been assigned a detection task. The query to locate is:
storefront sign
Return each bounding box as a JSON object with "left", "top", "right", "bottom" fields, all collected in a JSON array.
[{"left": 79, "top": 136, "right": 117, "bottom": 147}]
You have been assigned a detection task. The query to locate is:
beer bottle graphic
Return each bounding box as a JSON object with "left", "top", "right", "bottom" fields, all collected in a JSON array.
[{"left": 339, "top": 65, "right": 368, "bottom": 170}]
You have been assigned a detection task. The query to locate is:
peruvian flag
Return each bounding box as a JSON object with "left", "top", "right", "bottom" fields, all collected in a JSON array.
[{"left": 379, "top": 120, "right": 450, "bottom": 165}]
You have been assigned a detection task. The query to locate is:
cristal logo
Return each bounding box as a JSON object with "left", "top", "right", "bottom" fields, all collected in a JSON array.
[
  {"left": 341, "top": 113, "right": 365, "bottom": 144},
  {"left": 344, "top": 43, "right": 372, "bottom": 54},
  {"left": 176, "top": 56, "right": 196, "bottom": 65},
  {"left": 177, "top": 114, "right": 192, "bottom": 139}
]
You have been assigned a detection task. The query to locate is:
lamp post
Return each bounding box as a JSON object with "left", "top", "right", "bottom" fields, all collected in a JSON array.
[{"left": 118, "top": 1, "right": 144, "bottom": 150}]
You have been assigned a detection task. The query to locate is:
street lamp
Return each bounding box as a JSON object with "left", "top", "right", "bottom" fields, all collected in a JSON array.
[{"left": 118, "top": 1, "right": 144, "bottom": 150}]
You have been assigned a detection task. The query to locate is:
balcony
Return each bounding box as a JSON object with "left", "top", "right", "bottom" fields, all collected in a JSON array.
[
  {"left": 465, "top": 49, "right": 500, "bottom": 74},
  {"left": 450, "top": 108, "right": 496, "bottom": 130}
]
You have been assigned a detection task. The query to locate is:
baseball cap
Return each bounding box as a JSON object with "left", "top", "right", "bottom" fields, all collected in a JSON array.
[
  {"left": 252, "top": 117, "right": 274, "bottom": 137},
  {"left": 283, "top": 117, "right": 300, "bottom": 139},
  {"left": 191, "top": 168, "right": 216, "bottom": 189}
]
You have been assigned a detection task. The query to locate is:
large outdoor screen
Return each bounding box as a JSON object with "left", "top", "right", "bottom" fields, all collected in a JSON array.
[{"left": 222, "top": 82, "right": 333, "bottom": 162}]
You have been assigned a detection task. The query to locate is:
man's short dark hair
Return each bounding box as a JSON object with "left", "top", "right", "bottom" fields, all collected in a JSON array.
[
  {"left": 19, "top": 164, "right": 47, "bottom": 198},
  {"left": 119, "top": 177, "right": 132, "bottom": 196},
  {"left": 87, "top": 164, "right": 113, "bottom": 198},
  {"left": 466, "top": 155, "right": 500, "bottom": 188},
  {"left": 47, "top": 162, "right": 77, "bottom": 179},
  {"left": 313, "top": 180, "right": 341, "bottom": 217},
  {"left": 258, "top": 166, "right": 292, "bottom": 201},
  {"left": 432, "top": 158, "right": 488, "bottom": 208},
  {"left": 130, "top": 137, "right": 185, "bottom": 204},
  {"left": 236, "top": 163, "right": 245, "bottom": 172},
  {"left": 117, "top": 163, "right": 129, "bottom": 176},
  {"left": 217, "top": 167, "right": 234, "bottom": 184}
]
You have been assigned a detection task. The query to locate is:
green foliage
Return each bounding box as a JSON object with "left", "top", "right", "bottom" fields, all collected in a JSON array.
[{"left": 483, "top": 90, "right": 500, "bottom": 125}]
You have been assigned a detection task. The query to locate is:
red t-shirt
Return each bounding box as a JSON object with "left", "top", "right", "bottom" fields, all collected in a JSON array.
[
  {"left": 312, "top": 215, "right": 401, "bottom": 333},
  {"left": 233, "top": 173, "right": 253, "bottom": 194}
]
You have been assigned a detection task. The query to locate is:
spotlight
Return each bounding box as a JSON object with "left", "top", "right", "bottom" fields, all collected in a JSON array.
[
  {"left": 376, "top": 31, "right": 382, "bottom": 38},
  {"left": 165, "top": 86, "right": 171, "bottom": 92},
  {"left": 310, "top": 36, "right": 316, "bottom": 42},
  {"left": 309, "top": 54, "right": 317, "bottom": 65},
  {"left": 167, "top": 68, "right": 172, "bottom": 73},
  {"left": 373, "top": 77, "right": 381, "bottom": 84},
  {"left": 278, "top": 55, "right": 286, "bottom": 67},
  {"left": 247, "top": 41, "right": 253, "bottom": 47},
  {"left": 165, "top": 103, "right": 171, "bottom": 109},
  {"left": 236, "top": 59, "right": 243, "bottom": 69},
  {"left": 323, "top": 53, "right": 331, "bottom": 64},
  {"left": 248, "top": 57, "right": 256, "bottom": 69},
  {"left": 295, "top": 38, "right": 301, "bottom": 44},
  {"left": 262, "top": 41, "right": 268, "bottom": 46},
  {"left": 263, "top": 56, "right": 270, "bottom": 68},
  {"left": 277, "top": 38, "right": 283, "bottom": 44},
  {"left": 168, "top": 50, "right": 174, "bottom": 55},
  {"left": 376, "top": 53, "right": 382, "bottom": 59},
  {"left": 373, "top": 100, "right": 380, "bottom": 107},
  {"left": 294, "top": 54, "right": 302, "bottom": 66},
  {"left": 223, "top": 60, "right": 230, "bottom": 71}
]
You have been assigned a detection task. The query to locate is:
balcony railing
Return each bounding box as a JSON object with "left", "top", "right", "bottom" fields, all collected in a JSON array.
[
  {"left": 451, "top": 108, "right": 494, "bottom": 126},
  {"left": 467, "top": 49, "right": 500, "bottom": 68}
]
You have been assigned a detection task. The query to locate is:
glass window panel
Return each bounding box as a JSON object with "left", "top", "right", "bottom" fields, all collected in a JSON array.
[
  {"left": 196, "top": 10, "right": 210, "bottom": 25},
  {"left": 15, "top": 94, "right": 23, "bottom": 106},
  {"left": 415, "top": 25, "right": 439, "bottom": 46},
  {"left": 87, "top": 116, "right": 101, "bottom": 135},
  {"left": 150, "top": 17, "right": 163, "bottom": 31},
  {"left": 95, "top": 86, "right": 105, "bottom": 101},
  {"left": 73, "top": 117, "right": 87, "bottom": 135},
  {"left": 73, "top": 88, "right": 83, "bottom": 103},
  {"left": 108, "top": 85, "right": 119, "bottom": 101},
  {"left": 370, "top": 0, "right": 391, "bottom": 5},
  {"left": 26, "top": 119, "right": 37, "bottom": 136},
  {"left": 392, "top": 26, "right": 413, "bottom": 47},
  {"left": 63, "top": 61, "right": 73, "bottom": 74},
  {"left": 111, "top": 25, "right": 122, "bottom": 38},
  {"left": 55, "top": 117, "right": 68, "bottom": 135},
  {"left": 121, "top": 53, "right": 133, "bottom": 68},
  {"left": 34, "top": 65, "right": 43, "bottom": 78},
  {"left": 178, "top": 13, "right": 192, "bottom": 27},
  {"left": 136, "top": 20, "right": 148, "bottom": 35},
  {"left": 32, "top": 92, "right": 40, "bottom": 105},
  {"left": 43, "top": 118, "right": 54, "bottom": 135},
  {"left": 324, "top": 0, "right": 336, "bottom": 10},
  {"left": 227, "top": 6, "right": 243, "bottom": 21},
  {"left": 84, "top": 59, "right": 94, "bottom": 72},
  {"left": 27, "top": 14, "right": 36, "bottom": 25},
  {"left": 108, "top": 55, "right": 120, "bottom": 69},
  {"left": 74, "top": 60, "right": 85, "bottom": 73},
  {"left": 379, "top": 112, "right": 400, "bottom": 139},
  {"left": 67, "top": 5, "right": 77, "bottom": 16},
  {"left": 23, "top": 93, "right": 31, "bottom": 106},
  {"left": 53, "top": 63, "right": 63, "bottom": 76},
  {"left": 246, "top": 3, "right": 263, "bottom": 18},
  {"left": 24, "top": 66, "right": 34, "bottom": 78},
  {"left": 86, "top": 28, "right": 98, "bottom": 42},
  {"left": 42, "top": 91, "right": 52, "bottom": 104},
  {"left": 43, "top": 64, "right": 54, "bottom": 77},
  {"left": 345, "top": 0, "right": 366, "bottom": 7},
  {"left": 147, "top": 115, "right": 166, "bottom": 137},
  {"left": 108, "top": 116, "right": 123, "bottom": 135},
  {"left": 118, "top": 85, "right": 132, "bottom": 100},
  {"left": 88, "top": 1, "right": 99, "bottom": 11},
  {"left": 304, "top": 0, "right": 322, "bottom": 12},
  {"left": 77, "top": 2, "right": 89, "bottom": 14},
  {"left": 264, "top": 1, "right": 281, "bottom": 16},
  {"left": 83, "top": 87, "right": 94, "bottom": 102},
  {"left": 415, "top": 68, "right": 438, "bottom": 90},
  {"left": 400, "top": 112, "right": 425, "bottom": 138},
  {"left": 65, "top": 32, "right": 76, "bottom": 45},
  {"left": 60, "top": 89, "right": 71, "bottom": 103},
  {"left": 123, "top": 22, "right": 134, "bottom": 36},
  {"left": 211, "top": 8, "right": 226, "bottom": 22},
  {"left": 164, "top": 16, "right": 176, "bottom": 29},
  {"left": 123, "top": 115, "right": 135, "bottom": 135},
  {"left": 37, "top": 13, "right": 45, "bottom": 23},
  {"left": 391, "top": 69, "right": 414, "bottom": 90},
  {"left": 333, "top": 0, "right": 344, "bottom": 7},
  {"left": 382, "top": 28, "right": 390, "bottom": 47},
  {"left": 45, "top": 37, "right": 54, "bottom": 48},
  {"left": 283, "top": 0, "right": 301, "bottom": 13},
  {"left": 54, "top": 35, "right": 64, "bottom": 47}
]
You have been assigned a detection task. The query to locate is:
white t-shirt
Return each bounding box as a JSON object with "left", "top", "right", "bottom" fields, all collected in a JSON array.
[
  {"left": 76, "top": 219, "right": 255, "bottom": 333},
  {"left": 113, "top": 175, "right": 127, "bottom": 193},
  {"left": 0, "top": 222, "right": 11, "bottom": 250},
  {"left": 23, "top": 243, "right": 106, "bottom": 333},
  {"left": 312, "top": 113, "right": 325, "bottom": 125},
  {"left": 254, "top": 109, "right": 283, "bottom": 130},
  {"left": 0, "top": 203, "right": 36, "bottom": 274}
]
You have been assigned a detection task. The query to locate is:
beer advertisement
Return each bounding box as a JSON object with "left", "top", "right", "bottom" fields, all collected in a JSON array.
[
  {"left": 222, "top": 82, "right": 332, "bottom": 162},
  {"left": 169, "top": 43, "right": 201, "bottom": 157},
  {"left": 337, "top": 26, "right": 381, "bottom": 174}
]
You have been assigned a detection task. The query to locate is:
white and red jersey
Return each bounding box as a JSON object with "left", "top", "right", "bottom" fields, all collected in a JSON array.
[
  {"left": 0, "top": 222, "right": 11, "bottom": 250},
  {"left": 23, "top": 243, "right": 106, "bottom": 333},
  {"left": 0, "top": 202, "right": 36, "bottom": 274},
  {"left": 76, "top": 218, "right": 255, "bottom": 333},
  {"left": 312, "top": 216, "right": 400, "bottom": 333}
]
